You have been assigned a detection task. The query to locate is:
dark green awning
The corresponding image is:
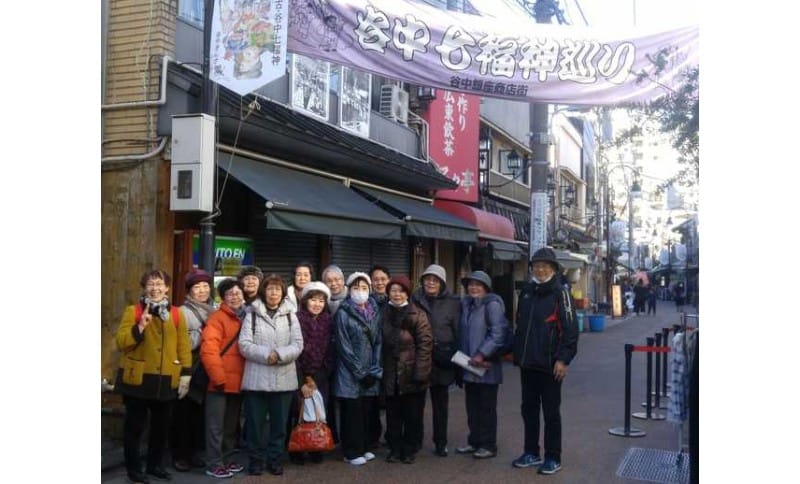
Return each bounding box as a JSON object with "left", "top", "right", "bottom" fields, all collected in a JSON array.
[
  {"left": 219, "top": 153, "right": 402, "bottom": 239},
  {"left": 354, "top": 187, "right": 478, "bottom": 243},
  {"left": 488, "top": 240, "right": 525, "bottom": 261}
]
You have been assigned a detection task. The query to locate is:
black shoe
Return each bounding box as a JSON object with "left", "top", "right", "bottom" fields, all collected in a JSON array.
[
  {"left": 248, "top": 461, "right": 264, "bottom": 476},
  {"left": 145, "top": 467, "right": 172, "bottom": 481},
  {"left": 289, "top": 452, "right": 306, "bottom": 465},
  {"left": 127, "top": 471, "right": 150, "bottom": 484},
  {"left": 386, "top": 452, "right": 402, "bottom": 463},
  {"left": 308, "top": 452, "right": 324, "bottom": 464},
  {"left": 434, "top": 445, "right": 448, "bottom": 457},
  {"left": 402, "top": 453, "right": 416, "bottom": 464},
  {"left": 172, "top": 459, "right": 191, "bottom": 472},
  {"left": 268, "top": 463, "right": 284, "bottom": 476}
]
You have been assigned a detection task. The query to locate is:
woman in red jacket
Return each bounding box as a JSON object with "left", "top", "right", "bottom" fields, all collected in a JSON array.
[{"left": 200, "top": 278, "right": 247, "bottom": 479}]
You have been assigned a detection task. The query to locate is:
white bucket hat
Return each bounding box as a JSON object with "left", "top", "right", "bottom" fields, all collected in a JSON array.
[
  {"left": 300, "top": 281, "right": 331, "bottom": 301},
  {"left": 346, "top": 271, "right": 372, "bottom": 288}
]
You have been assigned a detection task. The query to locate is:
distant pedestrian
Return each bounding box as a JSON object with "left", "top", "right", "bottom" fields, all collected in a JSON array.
[
  {"left": 115, "top": 269, "right": 192, "bottom": 484},
  {"left": 512, "top": 248, "right": 579, "bottom": 475},
  {"left": 633, "top": 280, "right": 648, "bottom": 316},
  {"left": 673, "top": 283, "right": 686, "bottom": 312},
  {"left": 455, "top": 270, "right": 508, "bottom": 460},
  {"left": 647, "top": 285, "right": 658, "bottom": 315}
]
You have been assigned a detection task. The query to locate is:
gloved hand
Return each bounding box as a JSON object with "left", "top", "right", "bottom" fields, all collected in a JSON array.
[
  {"left": 359, "top": 375, "right": 376, "bottom": 389},
  {"left": 177, "top": 375, "right": 191, "bottom": 399}
]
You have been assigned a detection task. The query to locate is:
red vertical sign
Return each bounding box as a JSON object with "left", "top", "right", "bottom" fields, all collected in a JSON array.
[{"left": 423, "top": 90, "right": 479, "bottom": 203}]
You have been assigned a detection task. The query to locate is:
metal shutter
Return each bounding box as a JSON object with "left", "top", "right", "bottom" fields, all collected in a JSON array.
[
  {"left": 250, "top": 198, "right": 320, "bottom": 281},
  {"left": 331, "top": 237, "right": 410, "bottom": 279}
]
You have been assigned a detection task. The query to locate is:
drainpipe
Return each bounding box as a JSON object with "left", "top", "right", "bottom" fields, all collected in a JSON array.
[{"left": 101, "top": 55, "right": 170, "bottom": 111}]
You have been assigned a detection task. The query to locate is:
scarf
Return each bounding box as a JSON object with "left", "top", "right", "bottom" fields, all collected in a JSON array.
[
  {"left": 183, "top": 297, "right": 216, "bottom": 321},
  {"left": 141, "top": 296, "right": 170, "bottom": 321}
]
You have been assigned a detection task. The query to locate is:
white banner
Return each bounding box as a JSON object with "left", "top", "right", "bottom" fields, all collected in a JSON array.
[{"left": 210, "top": 0, "right": 290, "bottom": 96}]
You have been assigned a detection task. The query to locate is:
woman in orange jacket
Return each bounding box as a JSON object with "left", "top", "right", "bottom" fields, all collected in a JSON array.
[{"left": 200, "top": 278, "right": 247, "bottom": 479}]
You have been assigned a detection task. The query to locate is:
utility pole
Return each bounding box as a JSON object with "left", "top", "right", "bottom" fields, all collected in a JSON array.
[
  {"left": 199, "top": 0, "right": 217, "bottom": 274},
  {"left": 528, "top": 0, "right": 558, "bottom": 258}
]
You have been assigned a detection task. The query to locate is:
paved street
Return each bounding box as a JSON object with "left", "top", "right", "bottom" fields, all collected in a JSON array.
[{"left": 102, "top": 304, "right": 694, "bottom": 484}]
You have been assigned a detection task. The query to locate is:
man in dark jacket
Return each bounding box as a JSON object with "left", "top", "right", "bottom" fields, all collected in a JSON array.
[{"left": 512, "top": 248, "right": 578, "bottom": 475}]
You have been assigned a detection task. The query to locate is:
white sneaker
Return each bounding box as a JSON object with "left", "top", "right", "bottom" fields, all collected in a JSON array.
[
  {"left": 363, "top": 452, "right": 376, "bottom": 461},
  {"left": 344, "top": 456, "right": 367, "bottom": 466}
]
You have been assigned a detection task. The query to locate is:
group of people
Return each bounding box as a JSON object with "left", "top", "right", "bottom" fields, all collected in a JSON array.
[
  {"left": 114, "top": 247, "right": 579, "bottom": 483},
  {"left": 631, "top": 280, "right": 659, "bottom": 316}
]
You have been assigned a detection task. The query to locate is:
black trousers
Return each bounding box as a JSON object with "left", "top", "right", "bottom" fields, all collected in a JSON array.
[
  {"left": 520, "top": 368, "right": 562, "bottom": 461},
  {"left": 169, "top": 396, "right": 205, "bottom": 462},
  {"left": 123, "top": 395, "right": 173, "bottom": 474},
  {"left": 464, "top": 383, "right": 498, "bottom": 452},
  {"left": 429, "top": 384, "right": 449, "bottom": 447},
  {"left": 385, "top": 391, "right": 426, "bottom": 457},
  {"left": 338, "top": 396, "right": 375, "bottom": 460},
  {"left": 368, "top": 394, "right": 383, "bottom": 446},
  {"left": 647, "top": 300, "right": 657, "bottom": 314}
]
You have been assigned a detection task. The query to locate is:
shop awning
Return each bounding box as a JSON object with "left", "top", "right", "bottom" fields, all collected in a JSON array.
[
  {"left": 488, "top": 240, "right": 525, "bottom": 261},
  {"left": 219, "top": 153, "right": 403, "bottom": 239},
  {"left": 433, "top": 200, "right": 516, "bottom": 241},
  {"left": 353, "top": 187, "right": 478, "bottom": 242},
  {"left": 554, "top": 249, "right": 590, "bottom": 270}
]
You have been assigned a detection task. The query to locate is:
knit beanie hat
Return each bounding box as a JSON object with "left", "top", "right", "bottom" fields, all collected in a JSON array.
[
  {"left": 387, "top": 275, "right": 412, "bottom": 296},
  {"left": 184, "top": 268, "right": 213, "bottom": 291},
  {"left": 237, "top": 265, "right": 264, "bottom": 281}
]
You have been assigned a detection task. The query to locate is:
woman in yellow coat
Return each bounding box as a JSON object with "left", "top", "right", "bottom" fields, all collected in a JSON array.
[{"left": 115, "top": 269, "right": 192, "bottom": 484}]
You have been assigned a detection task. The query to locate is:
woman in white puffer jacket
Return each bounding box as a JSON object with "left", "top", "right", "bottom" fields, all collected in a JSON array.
[{"left": 239, "top": 273, "right": 304, "bottom": 476}]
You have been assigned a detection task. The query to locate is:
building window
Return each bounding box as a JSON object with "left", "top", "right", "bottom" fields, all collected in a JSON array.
[{"left": 178, "top": 0, "right": 204, "bottom": 28}]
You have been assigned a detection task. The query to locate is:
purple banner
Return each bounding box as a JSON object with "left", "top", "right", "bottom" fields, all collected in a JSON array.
[{"left": 287, "top": 0, "right": 698, "bottom": 105}]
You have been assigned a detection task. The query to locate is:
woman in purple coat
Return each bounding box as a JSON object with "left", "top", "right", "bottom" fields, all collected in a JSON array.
[{"left": 288, "top": 281, "right": 334, "bottom": 465}]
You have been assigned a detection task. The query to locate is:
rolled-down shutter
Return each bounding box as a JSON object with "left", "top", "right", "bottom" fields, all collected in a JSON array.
[{"left": 331, "top": 237, "right": 410, "bottom": 279}]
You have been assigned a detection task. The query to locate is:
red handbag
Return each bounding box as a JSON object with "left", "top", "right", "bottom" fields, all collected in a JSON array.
[{"left": 287, "top": 395, "right": 335, "bottom": 453}]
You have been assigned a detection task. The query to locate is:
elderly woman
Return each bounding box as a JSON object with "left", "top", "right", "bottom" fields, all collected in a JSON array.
[
  {"left": 382, "top": 275, "right": 433, "bottom": 464},
  {"left": 115, "top": 269, "right": 192, "bottom": 484},
  {"left": 170, "top": 269, "right": 216, "bottom": 472},
  {"left": 334, "top": 272, "right": 383, "bottom": 466},
  {"left": 455, "top": 270, "right": 509, "bottom": 460},
  {"left": 410, "top": 264, "right": 461, "bottom": 457},
  {"left": 237, "top": 265, "right": 263, "bottom": 306},
  {"left": 288, "top": 281, "right": 334, "bottom": 465},
  {"left": 201, "top": 278, "right": 247, "bottom": 479},
  {"left": 239, "top": 273, "right": 304, "bottom": 476},
  {"left": 286, "top": 261, "right": 314, "bottom": 311},
  {"left": 321, "top": 264, "right": 346, "bottom": 315}
]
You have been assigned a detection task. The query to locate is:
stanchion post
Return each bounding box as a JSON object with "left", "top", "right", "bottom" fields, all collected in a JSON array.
[
  {"left": 661, "top": 327, "right": 670, "bottom": 397},
  {"left": 653, "top": 333, "right": 662, "bottom": 409},
  {"left": 609, "top": 344, "right": 646, "bottom": 437},
  {"left": 633, "top": 337, "right": 665, "bottom": 420}
]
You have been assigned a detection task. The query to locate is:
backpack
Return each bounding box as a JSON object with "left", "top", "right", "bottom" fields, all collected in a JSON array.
[{"left": 135, "top": 304, "right": 181, "bottom": 328}]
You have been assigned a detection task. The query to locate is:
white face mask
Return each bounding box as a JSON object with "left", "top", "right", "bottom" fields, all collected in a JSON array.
[
  {"left": 532, "top": 274, "right": 554, "bottom": 284},
  {"left": 350, "top": 289, "right": 370, "bottom": 305}
]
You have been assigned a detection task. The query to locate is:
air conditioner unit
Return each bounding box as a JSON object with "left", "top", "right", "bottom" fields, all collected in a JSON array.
[{"left": 379, "top": 84, "right": 409, "bottom": 125}]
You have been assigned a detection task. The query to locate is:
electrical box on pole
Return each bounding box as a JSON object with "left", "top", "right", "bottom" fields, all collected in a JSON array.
[{"left": 169, "top": 114, "right": 215, "bottom": 212}]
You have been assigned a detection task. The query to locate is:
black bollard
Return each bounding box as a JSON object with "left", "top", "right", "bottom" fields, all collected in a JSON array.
[
  {"left": 609, "top": 344, "right": 646, "bottom": 437},
  {"left": 633, "top": 337, "right": 665, "bottom": 420},
  {"left": 661, "top": 327, "right": 670, "bottom": 398},
  {"left": 646, "top": 332, "right": 668, "bottom": 408}
]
